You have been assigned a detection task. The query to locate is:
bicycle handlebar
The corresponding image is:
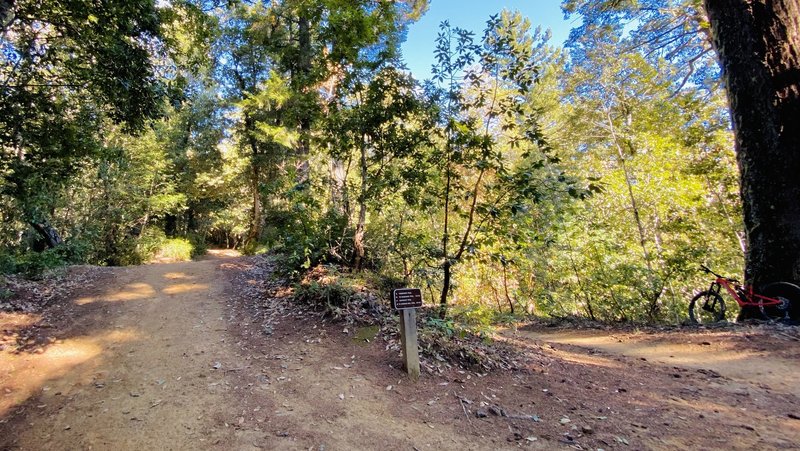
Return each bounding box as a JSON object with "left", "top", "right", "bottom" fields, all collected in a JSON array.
[{"left": 700, "top": 264, "right": 738, "bottom": 283}]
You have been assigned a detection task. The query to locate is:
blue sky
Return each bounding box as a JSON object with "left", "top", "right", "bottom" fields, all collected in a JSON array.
[{"left": 400, "top": 0, "right": 575, "bottom": 81}]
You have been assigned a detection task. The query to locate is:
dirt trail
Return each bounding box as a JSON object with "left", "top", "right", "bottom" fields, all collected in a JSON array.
[
  {"left": 0, "top": 252, "right": 507, "bottom": 450},
  {"left": 515, "top": 326, "right": 800, "bottom": 398},
  {"left": 1, "top": 250, "right": 249, "bottom": 449},
  {"left": 3, "top": 254, "right": 800, "bottom": 450}
]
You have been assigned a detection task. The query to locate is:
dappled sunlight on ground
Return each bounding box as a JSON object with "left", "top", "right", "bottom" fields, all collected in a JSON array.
[
  {"left": 0, "top": 251, "right": 247, "bottom": 450},
  {"left": 162, "top": 283, "right": 209, "bottom": 295},
  {"left": 0, "top": 328, "right": 139, "bottom": 417},
  {"left": 75, "top": 282, "right": 157, "bottom": 305},
  {"left": 514, "top": 328, "right": 800, "bottom": 397},
  {"left": 206, "top": 249, "right": 241, "bottom": 259},
  {"left": 74, "top": 272, "right": 210, "bottom": 303},
  {"left": 0, "top": 312, "right": 41, "bottom": 332},
  {"left": 163, "top": 272, "right": 196, "bottom": 280},
  {"left": 0, "top": 257, "right": 228, "bottom": 424},
  {"left": 499, "top": 334, "right": 626, "bottom": 369}
]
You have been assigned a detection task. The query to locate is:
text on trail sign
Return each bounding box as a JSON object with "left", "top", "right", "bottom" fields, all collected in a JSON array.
[{"left": 392, "top": 288, "right": 423, "bottom": 310}]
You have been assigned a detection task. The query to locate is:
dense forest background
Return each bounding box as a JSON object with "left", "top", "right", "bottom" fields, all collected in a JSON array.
[{"left": 1, "top": 0, "right": 746, "bottom": 323}]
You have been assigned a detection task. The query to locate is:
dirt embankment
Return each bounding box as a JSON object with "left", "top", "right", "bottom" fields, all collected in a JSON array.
[{"left": 1, "top": 252, "right": 799, "bottom": 450}]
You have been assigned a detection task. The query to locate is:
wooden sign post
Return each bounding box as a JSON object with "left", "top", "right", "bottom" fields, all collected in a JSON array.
[{"left": 392, "top": 288, "right": 422, "bottom": 380}]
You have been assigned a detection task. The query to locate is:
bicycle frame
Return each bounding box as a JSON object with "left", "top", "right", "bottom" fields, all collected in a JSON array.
[{"left": 708, "top": 277, "right": 784, "bottom": 308}]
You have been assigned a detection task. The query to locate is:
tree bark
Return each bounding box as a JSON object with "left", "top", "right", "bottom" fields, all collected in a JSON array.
[
  {"left": 353, "top": 139, "right": 368, "bottom": 271},
  {"left": 296, "top": 14, "right": 312, "bottom": 183},
  {"left": 243, "top": 112, "right": 263, "bottom": 246},
  {"left": 29, "top": 221, "right": 62, "bottom": 249},
  {"left": 704, "top": 0, "right": 800, "bottom": 299},
  {"left": 501, "top": 261, "right": 515, "bottom": 314},
  {"left": 246, "top": 163, "right": 263, "bottom": 245},
  {"left": 439, "top": 259, "right": 452, "bottom": 319}
]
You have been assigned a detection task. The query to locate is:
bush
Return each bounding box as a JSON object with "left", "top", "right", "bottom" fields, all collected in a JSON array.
[
  {"left": 136, "top": 228, "right": 167, "bottom": 262},
  {"left": 293, "top": 265, "right": 358, "bottom": 316},
  {"left": 187, "top": 233, "right": 208, "bottom": 258},
  {"left": 15, "top": 248, "right": 66, "bottom": 280},
  {"left": 1, "top": 240, "right": 90, "bottom": 279},
  {"left": 157, "top": 238, "right": 194, "bottom": 261},
  {"left": 0, "top": 252, "right": 17, "bottom": 274}
]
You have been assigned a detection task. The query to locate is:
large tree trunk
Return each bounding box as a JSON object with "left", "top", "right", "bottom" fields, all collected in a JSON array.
[
  {"left": 704, "top": 0, "right": 800, "bottom": 319},
  {"left": 29, "top": 220, "right": 62, "bottom": 249}
]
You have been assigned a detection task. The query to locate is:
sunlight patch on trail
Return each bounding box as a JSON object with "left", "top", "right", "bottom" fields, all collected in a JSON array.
[
  {"left": 162, "top": 283, "right": 209, "bottom": 295},
  {"left": 163, "top": 272, "right": 196, "bottom": 280},
  {"left": 75, "top": 283, "right": 156, "bottom": 305},
  {"left": 0, "top": 328, "right": 139, "bottom": 417}
]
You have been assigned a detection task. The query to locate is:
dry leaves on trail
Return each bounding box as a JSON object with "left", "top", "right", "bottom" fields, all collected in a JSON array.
[
  {"left": 1, "top": 266, "right": 109, "bottom": 313},
  {"left": 228, "top": 256, "right": 547, "bottom": 375}
]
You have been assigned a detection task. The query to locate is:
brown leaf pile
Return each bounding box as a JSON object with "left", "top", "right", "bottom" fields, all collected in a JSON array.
[{"left": 0, "top": 266, "right": 110, "bottom": 313}]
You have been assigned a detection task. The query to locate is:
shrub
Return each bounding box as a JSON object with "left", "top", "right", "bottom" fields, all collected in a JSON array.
[
  {"left": 15, "top": 248, "right": 65, "bottom": 280},
  {"left": 157, "top": 238, "right": 194, "bottom": 261},
  {"left": 293, "top": 265, "right": 359, "bottom": 316},
  {"left": 0, "top": 252, "right": 17, "bottom": 274},
  {"left": 136, "top": 228, "right": 167, "bottom": 262},
  {"left": 187, "top": 233, "right": 208, "bottom": 258}
]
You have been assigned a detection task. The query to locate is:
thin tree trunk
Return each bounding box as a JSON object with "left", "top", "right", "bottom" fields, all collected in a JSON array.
[
  {"left": 439, "top": 141, "right": 453, "bottom": 319},
  {"left": 247, "top": 164, "right": 262, "bottom": 245},
  {"left": 606, "top": 111, "right": 653, "bottom": 271},
  {"left": 490, "top": 283, "right": 503, "bottom": 312},
  {"left": 296, "top": 15, "right": 312, "bottom": 183},
  {"left": 566, "top": 241, "right": 596, "bottom": 321},
  {"left": 439, "top": 259, "right": 452, "bottom": 319},
  {"left": 329, "top": 156, "right": 347, "bottom": 215},
  {"left": 703, "top": 174, "right": 747, "bottom": 255},
  {"left": 136, "top": 178, "right": 157, "bottom": 251},
  {"left": 243, "top": 111, "right": 262, "bottom": 246},
  {"left": 605, "top": 110, "right": 661, "bottom": 318},
  {"left": 353, "top": 139, "right": 368, "bottom": 271},
  {"left": 501, "top": 261, "right": 515, "bottom": 314}
]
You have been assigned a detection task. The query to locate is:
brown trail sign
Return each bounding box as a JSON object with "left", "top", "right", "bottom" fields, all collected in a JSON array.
[{"left": 393, "top": 289, "right": 422, "bottom": 380}]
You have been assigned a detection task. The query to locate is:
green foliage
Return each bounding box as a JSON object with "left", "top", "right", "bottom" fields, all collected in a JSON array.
[
  {"left": 424, "top": 316, "right": 458, "bottom": 337},
  {"left": 158, "top": 238, "right": 195, "bottom": 262},
  {"left": 0, "top": 248, "right": 67, "bottom": 280},
  {"left": 0, "top": 253, "right": 16, "bottom": 275},
  {"left": 188, "top": 234, "right": 209, "bottom": 258},
  {"left": 0, "top": 1, "right": 745, "bottom": 327},
  {"left": 292, "top": 266, "right": 359, "bottom": 316}
]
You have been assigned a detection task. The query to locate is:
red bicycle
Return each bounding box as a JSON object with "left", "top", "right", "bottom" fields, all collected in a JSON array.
[{"left": 689, "top": 265, "right": 800, "bottom": 324}]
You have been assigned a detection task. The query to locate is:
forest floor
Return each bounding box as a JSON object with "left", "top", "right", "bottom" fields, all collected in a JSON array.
[{"left": 1, "top": 251, "right": 799, "bottom": 450}]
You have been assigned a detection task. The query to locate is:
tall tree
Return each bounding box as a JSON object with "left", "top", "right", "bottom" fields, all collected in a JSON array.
[
  {"left": 703, "top": 1, "right": 800, "bottom": 293},
  {"left": 428, "top": 12, "right": 576, "bottom": 318},
  {"left": 1, "top": 0, "right": 172, "bottom": 247},
  {"left": 563, "top": 0, "right": 718, "bottom": 92}
]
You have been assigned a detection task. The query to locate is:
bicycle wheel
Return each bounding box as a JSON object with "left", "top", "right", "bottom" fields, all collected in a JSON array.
[
  {"left": 689, "top": 291, "right": 726, "bottom": 324},
  {"left": 759, "top": 282, "right": 800, "bottom": 321}
]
